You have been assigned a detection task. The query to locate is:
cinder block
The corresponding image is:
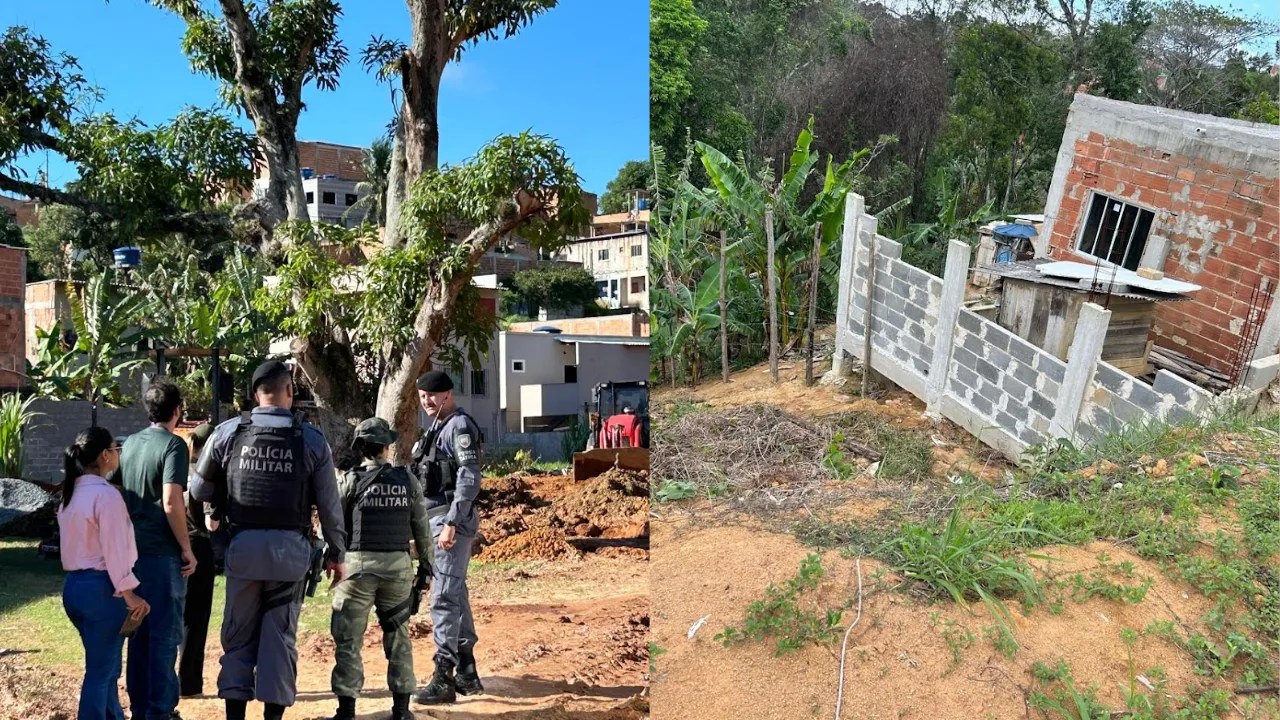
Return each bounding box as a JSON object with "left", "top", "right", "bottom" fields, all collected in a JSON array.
[
  {"left": 987, "top": 347, "right": 1012, "bottom": 373},
  {"left": 970, "top": 393, "right": 994, "bottom": 417},
  {"left": 1013, "top": 362, "right": 1039, "bottom": 389},
  {"left": 907, "top": 322, "right": 925, "bottom": 341},
  {"left": 959, "top": 311, "right": 981, "bottom": 334},
  {"left": 1094, "top": 363, "right": 1130, "bottom": 395},
  {"left": 886, "top": 292, "right": 908, "bottom": 316},
  {"left": 912, "top": 356, "right": 930, "bottom": 376},
  {"left": 1009, "top": 338, "right": 1038, "bottom": 367},
  {"left": 1002, "top": 373, "right": 1032, "bottom": 403},
  {"left": 1038, "top": 356, "right": 1067, "bottom": 384},
  {"left": 955, "top": 364, "right": 979, "bottom": 390},
  {"left": 974, "top": 357, "right": 1001, "bottom": 383},
  {"left": 953, "top": 345, "right": 980, "bottom": 371},
  {"left": 1029, "top": 392, "right": 1055, "bottom": 420},
  {"left": 961, "top": 332, "right": 984, "bottom": 358}
]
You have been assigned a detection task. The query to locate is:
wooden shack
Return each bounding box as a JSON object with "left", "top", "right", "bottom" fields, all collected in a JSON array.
[{"left": 980, "top": 260, "right": 1194, "bottom": 376}]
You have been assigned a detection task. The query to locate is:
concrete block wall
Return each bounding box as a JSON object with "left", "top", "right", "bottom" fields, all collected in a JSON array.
[
  {"left": 22, "top": 400, "right": 150, "bottom": 483},
  {"left": 832, "top": 191, "right": 1218, "bottom": 464}
]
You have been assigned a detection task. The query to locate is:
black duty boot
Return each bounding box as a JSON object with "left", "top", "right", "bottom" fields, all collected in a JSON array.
[
  {"left": 455, "top": 650, "right": 484, "bottom": 696},
  {"left": 224, "top": 699, "right": 247, "bottom": 720},
  {"left": 413, "top": 659, "right": 458, "bottom": 705},
  {"left": 391, "top": 692, "right": 413, "bottom": 720},
  {"left": 330, "top": 695, "right": 357, "bottom": 720},
  {"left": 263, "top": 702, "right": 286, "bottom": 720}
]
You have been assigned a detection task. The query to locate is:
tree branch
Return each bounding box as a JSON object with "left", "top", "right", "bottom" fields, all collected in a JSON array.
[{"left": 0, "top": 173, "right": 103, "bottom": 212}]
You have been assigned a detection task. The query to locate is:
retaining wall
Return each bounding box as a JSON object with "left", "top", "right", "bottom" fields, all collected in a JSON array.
[{"left": 832, "top": 192, "right": 1217, "bottom": 464}]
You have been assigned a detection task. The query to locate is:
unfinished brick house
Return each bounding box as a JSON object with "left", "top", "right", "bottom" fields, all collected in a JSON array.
[
  {"left": 1037, "top": 94, "right": 1280, "bottom": 379},
  {"left": 0, "top": 246, "right": 26, "bottom": 389}
]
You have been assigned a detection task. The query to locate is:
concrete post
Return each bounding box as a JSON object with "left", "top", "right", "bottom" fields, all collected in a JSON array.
[
  {"left": 925, "top": 240, "right": 972, "bottom": 415},
  {"left": 830, "top": 193, "right": 864, "bottom": 377},
  {"left": 1049, "top": 302, "right": 1112, "bottom": 439}
]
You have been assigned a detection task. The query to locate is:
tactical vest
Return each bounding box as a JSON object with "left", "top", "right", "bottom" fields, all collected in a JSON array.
[
  {"left": 412, "top": 410, "right": 472, "bottom": 503},
  {"left": 225, "top": 418, "right": 310, "bottom": 533},
  {"left": 346, "top": 464, "right": 413, "bottom": 552}
]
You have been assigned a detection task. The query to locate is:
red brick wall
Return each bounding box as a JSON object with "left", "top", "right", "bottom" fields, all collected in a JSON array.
[
  {"left": 1046, "top": 130, "right": 1280, "bottom": 374},
  {"left": 255, "top": 141, "right": 367, "bottom": 182},
  {"left": 0, "top": 247, "right": 26, "bottom": 388}
]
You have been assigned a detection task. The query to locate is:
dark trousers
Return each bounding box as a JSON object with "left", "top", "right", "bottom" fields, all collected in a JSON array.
[
  {"left": 126, "top": 554, "right": 186, "bottom": 720},
  {"left": 179, "top": 536, "right": 216, "bottom": 696},
  {"left": 63, "top": 570, "right": 128, "bottom": 720}
]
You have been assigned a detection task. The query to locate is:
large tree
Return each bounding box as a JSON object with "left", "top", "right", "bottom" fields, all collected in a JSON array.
[
  {"left": 261, "top": 133, "right": 588, "bottom": 459},
  {"left": 150, "top": 0, "right": 349, "bottom": 231},
  {"left": 0, "top": 26, "right": 255, "bottom": 250},
  {"left": 370, "top": 1, "right": 559, "bottom": 246}
]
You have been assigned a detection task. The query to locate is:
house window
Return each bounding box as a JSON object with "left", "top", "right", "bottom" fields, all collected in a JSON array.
[
  {"left": 344, "top": 193, "right": 357, "bottom": 207},
  {"left": 322, "top": 191, "right": 336, "bottom": 205},
  {"left": 305, "top": 191, "right": 314, "bottom": 204},
  {"left": 596, "top": 280, "right": 609, "bottom": 298},
  {"left": 1076, "top": 192, "right": 1155, "bottom": 271},
  {"left": 470, "top": 369, "right": 487, "bottom": 397},
  {"left": 512, "top": 360, "right": 525, "bottom": 373},
  {"left": 598, "top": 248, "right": 609, "bottom": 261},
  {"left": 630, "top": 276, "right": 646, "bottom": 294},
  {"left": 447, "top": 371, "right": 465, "bottom": 395},
  {"left": 564, "top": 365, "right": 577, "bottom": 383},
  {"left": 631, "top": 244, "right": 642, "bottom": 257}
]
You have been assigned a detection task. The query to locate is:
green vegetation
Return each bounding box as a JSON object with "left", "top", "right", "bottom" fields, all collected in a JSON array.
[
  {"left": 0, "top": 394, "right": 42, "bottom": 477},
  {"left": 715, "top": 554, "right": 848, "bottom": 655}
]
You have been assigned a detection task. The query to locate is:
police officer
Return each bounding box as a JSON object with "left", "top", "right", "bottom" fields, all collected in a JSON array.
[
  {"left": 190, "top": 361, "right": 348, "bottom": 720},
  {"left": 411, "top": 370, "right": 484, "bottom": 705},
  {"left": 327, "top": 417, "right": 433, "bottom": 720}
]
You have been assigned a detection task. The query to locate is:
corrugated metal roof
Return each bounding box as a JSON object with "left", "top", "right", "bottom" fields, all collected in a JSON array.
[{"left": 977, "top": 260, "right": 1194, "bottom": 302}]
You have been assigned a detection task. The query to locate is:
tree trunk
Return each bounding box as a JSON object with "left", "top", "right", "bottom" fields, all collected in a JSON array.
[
  {"left": 216, "top": 0, "right": 308, "bottom": 227},
  {"left": 766, "top": 208, "right": 778, "bottom": 383},
  {"left": 291, "top": 335, "right": 371, "bottom": 464},
  {"left": 384, "top": 119, "right": 409, "bottom": 246},
  {"left": 720, "top": 231, "right": 729, "bottom": 383}
]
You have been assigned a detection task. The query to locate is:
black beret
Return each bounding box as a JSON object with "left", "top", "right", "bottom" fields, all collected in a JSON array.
[
  {"left": 416, "top": 370, "right": 453, "bottom": 392},
  {"left": 251, "top": 360, "right": 290, "bottom": 392}
]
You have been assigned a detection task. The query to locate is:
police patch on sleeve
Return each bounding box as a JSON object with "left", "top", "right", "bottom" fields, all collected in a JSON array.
[{"left": 454, "top": 430, "right": 478, "bottom": 464}]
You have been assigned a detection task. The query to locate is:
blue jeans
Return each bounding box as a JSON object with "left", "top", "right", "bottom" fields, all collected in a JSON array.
[
  {"left": 126, "top": 554, "right": 186, "bottom": 720},
  {"left": 63, "top": 570, "right": 128, "bottom": 720}
]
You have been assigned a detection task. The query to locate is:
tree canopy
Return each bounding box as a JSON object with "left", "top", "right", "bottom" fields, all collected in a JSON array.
[{"left": 600, "top": 160, "right": 653, "bottom": 214}]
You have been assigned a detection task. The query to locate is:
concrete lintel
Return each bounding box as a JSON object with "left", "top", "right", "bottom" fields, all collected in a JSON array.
[
  {"left": 1050, "top": 302, "right": 1112, "bottom": 438},
  {"left": 1243, "top": 353, "right": 1280, "bottom": 391}
]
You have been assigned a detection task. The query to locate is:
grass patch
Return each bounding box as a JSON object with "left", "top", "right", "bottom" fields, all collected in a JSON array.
[
  {"left": 715, "top": 553, "right": 849, "bottom": 656},
  {"left": 830, "top": 413, "right": 934, "bottom": 483},
  {"left": 891, "top": 506, "right": 1049, "bottom": 636}
]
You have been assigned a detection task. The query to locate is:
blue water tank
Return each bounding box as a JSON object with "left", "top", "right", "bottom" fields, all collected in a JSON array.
[
  {"left": 113, "top": 246, "right": 141, "bottom": 269},
  {"left": 637, "top": 198, "right": 648, "bottom": 210},
  {"left": 301, "top": 167, "right": 315, "bottom": 179}
]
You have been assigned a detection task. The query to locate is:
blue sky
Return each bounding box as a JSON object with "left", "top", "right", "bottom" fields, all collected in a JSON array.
[{"left": 5, "top": 0, "right": 649, "bottom": 199}]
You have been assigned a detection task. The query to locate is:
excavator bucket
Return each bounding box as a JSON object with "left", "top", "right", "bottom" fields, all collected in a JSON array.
[{"left": 571, "top": 447, "right": 650, "bottom": 481}]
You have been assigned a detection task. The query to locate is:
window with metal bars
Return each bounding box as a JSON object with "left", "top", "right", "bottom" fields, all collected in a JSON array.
[{"left": 1076, "top": 192, "right": 1155, "bottom": 271}]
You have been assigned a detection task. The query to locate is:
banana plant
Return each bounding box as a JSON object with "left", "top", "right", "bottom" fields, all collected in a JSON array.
[
  {"left": 698, "top": 117, "right": 863, "bottom": 349},
  {"left": 69, "top": 270, "right": 156, "bottom": 425}
]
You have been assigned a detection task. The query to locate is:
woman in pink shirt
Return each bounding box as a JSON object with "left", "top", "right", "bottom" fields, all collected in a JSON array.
[{"left": 58, "top": 427, "right": 151, "bottom": 720}]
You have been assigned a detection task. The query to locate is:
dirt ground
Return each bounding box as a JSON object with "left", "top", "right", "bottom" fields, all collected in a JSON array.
[
  {"left": 0, "top": 470, "right": 650, "bottom": 720},
  {"left": 650, "top": 351, "right": 1277, "bottom": 720},
  {"left": 649, "top": 519, "right": 1234, "bottom": 720}
]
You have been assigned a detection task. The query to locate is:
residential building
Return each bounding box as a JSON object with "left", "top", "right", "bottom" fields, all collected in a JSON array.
[
  {"left": 507, "top": 312, "right": 649, "bottom": 337},
  {"left": 253, "top": 140, "right": 367, "bottom": 183},
  {"left": 1037, "top": 94, "right": 1280, "bottom": 376},
  {"left": 497, "top": 331, "right": 649, "bottom": 433},
  {"left": 0, "top": 194, "right": 39, "bottom": 228},
  {"left": 555, "top": 230, "right": 649, "bottom": 311},
  {"left": 252, "top": 171, "right": 371, "bottom": 228}
]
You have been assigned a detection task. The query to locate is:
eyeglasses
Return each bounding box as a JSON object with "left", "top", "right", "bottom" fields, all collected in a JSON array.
[{"left": 104, "top": 446, "right": 121, "bottom": 454}]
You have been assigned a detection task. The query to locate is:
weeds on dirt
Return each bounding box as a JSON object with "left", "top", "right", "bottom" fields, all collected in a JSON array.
[
  {"left": 654, "top": 480, "right": 698, "bottom": 502},
  {"left": 891, "top": 506, "right": 1047, "bottom": 636},
  {"left": 983, "top": 623, "right": 1018, "bottom": 660},
  {"left": 823, "top": 432, "right": 857, "bottom": 479},
  {"left": 929, "top": 612, "right": 974, "bottom": 674},
  {"left": 1029, "top": 659, "right": 1111, "bottom": 719},
  {"left": 715, "top": 554, "right": 849, "bottom": 656},
  {"left": 649, "top": 642, "right": 666, "bottom": 674},
  {"left": 829, "top": 413, "right": 934, "bottom": 483}
]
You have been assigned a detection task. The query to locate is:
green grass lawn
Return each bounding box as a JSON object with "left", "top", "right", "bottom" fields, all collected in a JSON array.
[{"left": 0, "top": 539, "right": 339, "bottom": 667}]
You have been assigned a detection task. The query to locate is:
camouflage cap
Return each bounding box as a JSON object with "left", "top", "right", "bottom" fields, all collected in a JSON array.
[{"left": 352, "top": 417, "right": 399, "bottom": 448}]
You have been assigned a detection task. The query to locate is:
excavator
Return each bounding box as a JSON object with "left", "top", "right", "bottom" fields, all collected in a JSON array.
[{"left": 571, "top": 380, "right": 650, "bottom": 481}]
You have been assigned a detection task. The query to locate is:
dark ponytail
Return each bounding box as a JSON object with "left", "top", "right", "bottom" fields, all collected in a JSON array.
[{"left": 62, "top": 426, "right": 115, "bottom": 509}]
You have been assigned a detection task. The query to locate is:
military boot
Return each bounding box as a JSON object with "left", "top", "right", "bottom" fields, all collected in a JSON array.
[
  {"left": 329, "top": 696, "right": 356, "bottom": 720},
  {"left": 391, "top": 693, "right": 413, "bottom": 720},
  {"left": 413, "top": 658, "right": 457, "bottom": 705},
  {"left": 455, "top": 650, "right": 484, "bottom": 696}
]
